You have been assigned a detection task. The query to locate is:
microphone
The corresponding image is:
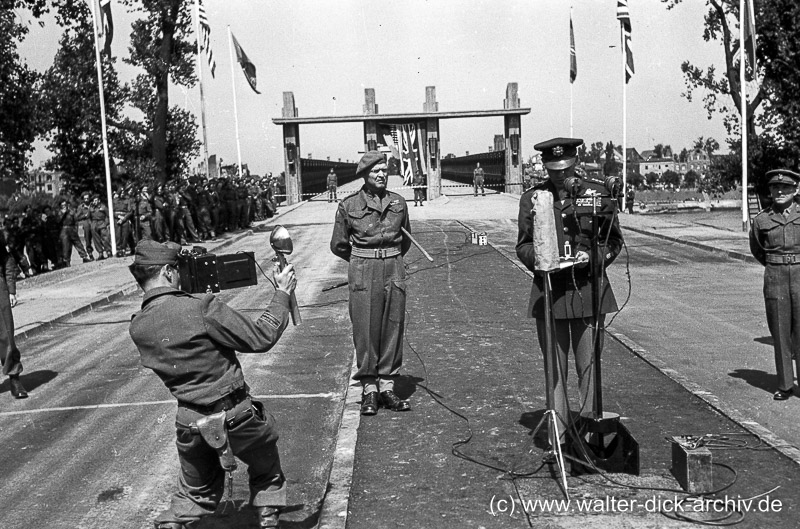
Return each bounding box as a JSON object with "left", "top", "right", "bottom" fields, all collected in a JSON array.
[
  {"left": 563, "top": 176, "right": 583, "bottom": 197},
  {"left": 604, "top": 176, "right": 623, "bottom": 197}
]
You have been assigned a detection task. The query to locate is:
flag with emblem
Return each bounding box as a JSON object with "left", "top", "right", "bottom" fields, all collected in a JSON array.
[
  {"left": 92, "top": 0, "right": 113, "bottom": 57},
  {"left": 231, "top": 32, "right": 261, "bottom": 94},
  {"left": 617, "top": 0, "right": 634, "bottom": 83},
  {"left": 733, "top": 0, "right": 757, "bottom": 80},
  {"left": 197, "top": 0, "right": 216, "bottom": 78},
  {"left": 399, "top": 124, "right": 427, "bottom": 187},
  {"left": 569, "top": 15, "right": 577, "bottom": 83}
]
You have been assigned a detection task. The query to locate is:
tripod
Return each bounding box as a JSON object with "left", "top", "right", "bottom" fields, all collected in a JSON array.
[{"left": 529, "top": 270, "right": 571, "bottom": 499}]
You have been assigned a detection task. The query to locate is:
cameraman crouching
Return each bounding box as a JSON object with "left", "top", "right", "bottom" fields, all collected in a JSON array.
[{"left": 128, "top": 240, "right": 296, "bottom": 529}]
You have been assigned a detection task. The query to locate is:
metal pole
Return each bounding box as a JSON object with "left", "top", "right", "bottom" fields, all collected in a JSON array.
[
  {"left": 227, "top": 26, "right": 243, "bottom": 179},
  {"left": 740, "top": 0, "right": 748, "bottom": 232},
  {"left": 89, "top": 0, "right": 117, "bottom": 256},
  {"left": 621, "top": 21, "right": 628, "bottom": 213},
  {"left": 194, "top": 0, "right": 210, "bottom": 178}
]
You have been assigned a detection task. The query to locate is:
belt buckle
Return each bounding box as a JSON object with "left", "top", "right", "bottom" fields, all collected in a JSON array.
[
  {"left": 789, "top": 255, "right": 797, "bottom": 264},
  {"left": 374, "top": 248, "right": 385, "bottom": 258}
]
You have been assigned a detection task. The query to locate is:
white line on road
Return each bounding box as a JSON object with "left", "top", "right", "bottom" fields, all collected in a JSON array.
[{"left": 0, "top": 392, "right": 341, "bottom": 417}]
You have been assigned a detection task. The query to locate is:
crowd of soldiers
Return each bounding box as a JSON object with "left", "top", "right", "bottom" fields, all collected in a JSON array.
[{"left": 2, "top": 176, "right": 279, "bottom": 277}]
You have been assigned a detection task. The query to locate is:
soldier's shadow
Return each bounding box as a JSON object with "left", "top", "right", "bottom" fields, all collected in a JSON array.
[
  {"left": 0, "top": 369, "right": 58, "bottom": 395},
  {"left": 395, "top": 374, "right": 422, "bottom": 400},
  {"left": 728, "top": 368, "right": 779, "bottom": 394},
  {"left": 195, "top": 502, "right": 312, "bottom": 528},
  {"left": 754, "top": 336, "right": 774, "bottom": 346}
]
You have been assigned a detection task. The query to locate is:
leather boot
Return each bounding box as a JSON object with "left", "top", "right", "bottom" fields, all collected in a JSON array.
[{"left": 9, "top": 376, "right": 27, "bottom": 399}]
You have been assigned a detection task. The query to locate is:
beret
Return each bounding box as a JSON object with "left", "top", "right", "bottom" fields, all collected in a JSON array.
[
  {"left": 534, "top": 137, "right": 583, "bottom": 170},
  {"left": 133, "top": 240, "right": 181, "bottom": 266},
  {"left": 766, "top": 169, "right": 800, "bottom": 186},
  {"left": 356, "top": 151, "right": 386, "bottom": 178}
]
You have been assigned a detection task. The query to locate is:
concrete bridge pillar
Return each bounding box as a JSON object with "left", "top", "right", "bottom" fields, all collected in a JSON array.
[
  {"left": 503, "top": 83, "right": 523, "bottom": 195},
  {"left": 424, "top": 86, "right": 441, "bottom": 201},
  {"left": 281, "top": 92, "right": 303, "bottom": 204},
  {"left": 362, "top": 88, "right": 379, "bottom": 153}
]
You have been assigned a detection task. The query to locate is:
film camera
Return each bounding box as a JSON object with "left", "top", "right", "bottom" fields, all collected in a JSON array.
[{"left": 177, "top": 246, "right": 258, "bottom": 294}]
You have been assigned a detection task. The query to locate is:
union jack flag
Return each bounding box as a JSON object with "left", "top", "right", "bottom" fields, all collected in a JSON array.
[
  {"left": 617, "top": 0, "right": 634, "bottom": 83},
  {"left": 569, "top": 15, "right": 577, "bottom": 83},
  {"left": 198, "top": 0, "right": 216, "bottom": 78}
]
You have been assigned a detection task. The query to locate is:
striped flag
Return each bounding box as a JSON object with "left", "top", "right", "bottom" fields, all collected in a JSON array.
[
  {"left": 569, "top": 15, "right": 577, "bottom": 83},
  {"left": 198, "top": 0, "right": 217, "bottom": 78},
  {"left": 617, "top": 0, "right": 634, "bottom": 83},
  {"left": 733, "top": 0, "right": 757, "bottom": 79}
]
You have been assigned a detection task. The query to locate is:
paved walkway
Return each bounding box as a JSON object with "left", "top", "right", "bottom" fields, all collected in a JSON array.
[{"left": 4, "top": 187, "right": 798, "bottom": 528}]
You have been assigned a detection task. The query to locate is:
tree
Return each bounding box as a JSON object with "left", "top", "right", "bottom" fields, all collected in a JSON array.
[
  {"left": 679, "top": 148, "right": 689, "bottom": 162},
  {"left": 627, "top": 170, "right": 645, "bottom": 190},
  {"left": 645, "top": 172, "right": 660, "bottom": 188},
  {"left": 694, "top": 136, "right": 720, "bottom": 157},
  {"left": 0, "top": 7, "right": 41, "bottom": 180},
  {"left": 122, "top": 0, "right": 198, "bottom": 183},
  {"left": 603, "top": 141, "right": 621, "bottom": 176},
  {"left": 38, "top": 10, "right": 126, "bottom": 196},
  {"left": 662, "top": 169, "right": 681, "bottom": 188},
  {"left": 683, "top": 169, "right": 700, "bottom": 188},
  {"left": 663, "top": 0, "right": 800, "bottom": 179}
]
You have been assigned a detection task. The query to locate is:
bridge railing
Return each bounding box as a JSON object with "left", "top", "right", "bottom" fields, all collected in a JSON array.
[{"left": 440, "top": 150, "right": 505, "bottom": 189}]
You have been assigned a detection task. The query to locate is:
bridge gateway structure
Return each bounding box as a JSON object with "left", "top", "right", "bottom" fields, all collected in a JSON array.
[{"left": 272, "top": 83, "right": 531, "bottom": 205}]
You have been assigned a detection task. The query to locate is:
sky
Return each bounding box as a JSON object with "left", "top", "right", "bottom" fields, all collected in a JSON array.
[{"left": 17, "top": 0, "right": 732, "bottom": 176}]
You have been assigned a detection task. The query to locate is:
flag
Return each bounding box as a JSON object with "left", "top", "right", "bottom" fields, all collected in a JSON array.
[
  {"left": 569, "top": 15, "right": 577, "bottom": 83},
  {"left": 399, "top": 124, "right": 427, "bottom": 186},
  {"left": 231, "top": 32, "right": 261, "bottom": 94},
  {"left": 197, "top": 0, "right": 217, "bottom": 78},
  {"left": 733, "top": 0, "right": 757, "bottom": 79},
  {"left": 93, "top": 0, "right": 113, "bottom": 57},
  {"left": 617, "top": 0, "right": 634, "bottom": 83}
]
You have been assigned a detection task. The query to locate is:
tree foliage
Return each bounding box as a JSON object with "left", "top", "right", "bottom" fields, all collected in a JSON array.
[{"left": 662, "top": 0, "right": 800, "bottom": 184}]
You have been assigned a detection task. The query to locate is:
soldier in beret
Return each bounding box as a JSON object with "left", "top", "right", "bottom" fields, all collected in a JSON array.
[
  {"left": 330, "top": 150, "right": 413, "bottom": 415},
  {"left": 516, "top": 137, "right": 624, "bottom": 449},
  {"left": 749, "top": 169, "right": 800, "bottom": 400},
  {"left": 128, "top": 240, "right": 297, "bottom": 528}
]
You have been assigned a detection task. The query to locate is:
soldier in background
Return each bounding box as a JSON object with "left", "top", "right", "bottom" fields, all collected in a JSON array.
[
  {"left": 412, "top": 170, "right": 425, "bottom": 207},
  {"left": 41, "top": 205, "right": 62, "bottom": 270},
  {"left": 20, "top": 205, "right": 45, "bottom": 274},
  {"left": 89, "top": 195, "right": 113, "bottom": 260},
  {"left": 327, "top": 168, "right": 338, "bottom": 203},
  {"left": 473, "top": 162, "right": 486, "bottom": 197},
  {"left": 152, "top": 184, "right": 170, "bottom": 243},
  {"left": 76, "top": 191, "right": 95, "bottom": 260},
  {"left": 57, "top": 198, "right": 90, "bottom": 266},
  {"left": 0, "top": 227, "right": 27, "bottom": 399},
  {"left": 134, "top": 185, "right": 154, "bottom": 242},
  {"left": 114, "top": 188, "right": 134, "bottom": 257}
]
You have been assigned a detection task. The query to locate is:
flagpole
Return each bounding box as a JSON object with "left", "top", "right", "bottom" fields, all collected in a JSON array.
[
  {"left": 621, "top": 21, "right": 628, "bottom": 212},
  {"left": 194, "top": 0, "right": 210, "bottom": 178},
  {"left": 89, "top": 0, "right": 117, "bottom": 256},
  {"left": 227, "top": 25, "right": 243, "bottom": 179},
  {"left": 740, "top": 0, "right": 748, "bottom": 232}
]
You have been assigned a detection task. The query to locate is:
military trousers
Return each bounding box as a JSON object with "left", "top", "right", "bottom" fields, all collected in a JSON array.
[
  {"left": 59, "top": 226, "right": 88, "bottom": 264},
  {"left": 349, "top": 254, "right": 406, "bottom": 388},
  {"left": 535, "top": 316, "right": 603, "bottom": 443},
  {"left": 156, "top": 397, "right": 286, "bottom": 525},
  {"left": 763, "top": 264, "right": 800, "bottom": 391},
  {"left": 90, "top": 222, "right": 112, "bottom": 255},
  {"left": 80, "top": 220, "right": 94, "bottom": 254},
  {"left": 0, "top": 281, "right": 21, "bottom": 377}
]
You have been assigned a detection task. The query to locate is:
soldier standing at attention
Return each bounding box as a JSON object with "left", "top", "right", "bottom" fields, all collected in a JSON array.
[
  {"left": 749, "top": 169, "right": 800, "bottom": 401},
  {"left": 57, "top": 199, "right": 90, "bottom": 265},
  {"left": 330, "top": 151, "right": 412, "bottom": 415},
  {"left": 128, "top": 240, "right": 297, "bottom": 528},
  {"left": 473, "top": 162, "right": 485, "bottom": 197},
  {"left": 516, "top": 137, "right": 624, "bottom": 448},
  {"left": 327, "top": 168, "right": 338, "bottom": 203},
  {"left": 412, "top": 170, "right": 425, "bottom": 207}
]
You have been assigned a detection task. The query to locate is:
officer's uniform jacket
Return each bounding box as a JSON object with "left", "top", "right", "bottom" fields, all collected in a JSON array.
[
  {"left": 749, "top": 202, "right": 800, "bottom": 265},
  {"left": 330, "top": 187, "right": 411, "bottom": 262},
  {"left": 516, "top": 177, "right": 623, "bottom": 319},
  {"left": 130, "top": 287, "right": 290, "bottom": 406},
  {"left": 75, "top": 202, "right": 92, "bottom": 223}
]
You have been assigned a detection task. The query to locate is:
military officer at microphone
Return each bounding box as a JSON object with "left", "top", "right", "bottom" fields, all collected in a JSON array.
[{"left": 516, "top": 137, "right": 624, "bottom": 449}]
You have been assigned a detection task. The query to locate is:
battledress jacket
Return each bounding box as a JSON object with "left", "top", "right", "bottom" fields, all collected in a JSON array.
[
  {"left": 516, "top": 178, "right": 623, "bottom": 320},
  {"left": 748, "top": 202, "right": 800, "bottom": 265},
  {"left": 330, "top": 187, "right": 412, "bottom": 261},
  {"left": 129, "top": 287, "right": 290, "bottom": 406}
]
